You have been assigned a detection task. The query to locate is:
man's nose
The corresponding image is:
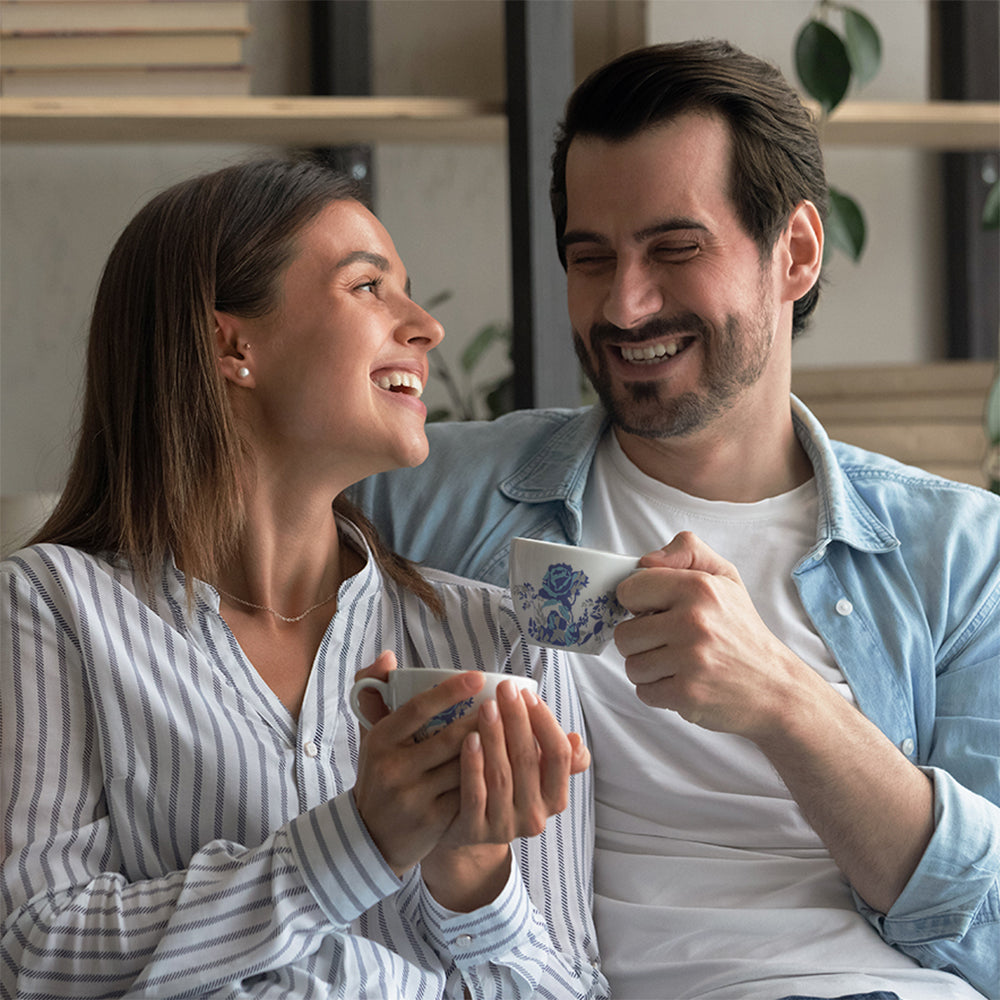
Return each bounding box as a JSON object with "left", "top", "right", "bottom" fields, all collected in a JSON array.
[{"left": 603, "top": 260, "right": 665, "bottom": 330}]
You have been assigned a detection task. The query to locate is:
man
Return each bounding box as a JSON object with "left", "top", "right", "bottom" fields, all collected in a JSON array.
[{"left": 352, "top": 41, "right": 999, "bottom": 1000}]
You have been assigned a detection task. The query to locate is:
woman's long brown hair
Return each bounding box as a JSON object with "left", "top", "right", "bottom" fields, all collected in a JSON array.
[{"left": 31, "top": 156, "right": 443, "bottom": 616}]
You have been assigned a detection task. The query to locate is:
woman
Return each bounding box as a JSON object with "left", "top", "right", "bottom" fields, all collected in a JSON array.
[{"left": 1, "top": 158, "right": 607, "bottom": 998}]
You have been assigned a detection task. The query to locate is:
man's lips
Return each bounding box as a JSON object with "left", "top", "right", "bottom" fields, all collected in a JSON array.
[
  {"left": 590, "top": 314, "right": 708, "bottom": 370},
  {"left": 618, "top": 337, "right": 695, "bottom": 364}
]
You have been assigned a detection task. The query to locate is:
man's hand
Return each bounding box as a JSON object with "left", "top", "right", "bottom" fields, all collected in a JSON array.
[
  {"left": 615, "top": 531, "right": 934, "bottom": 914},
  {"left": 613, "top": 531, "right": 828, "bottom": 737}
]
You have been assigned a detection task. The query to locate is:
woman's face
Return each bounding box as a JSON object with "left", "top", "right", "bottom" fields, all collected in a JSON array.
[{"left": 226, "top": 199, "right": 444, "bottom": 486}]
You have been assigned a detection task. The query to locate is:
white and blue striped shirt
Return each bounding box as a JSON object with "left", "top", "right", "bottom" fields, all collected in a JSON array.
[{"left": 1, "top": 522, "right": 607, "bottom": 999}]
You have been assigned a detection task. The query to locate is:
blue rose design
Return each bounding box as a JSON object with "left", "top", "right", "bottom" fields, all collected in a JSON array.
[{"left": 539, "top": 563, "right": 588, "bottom": 605}]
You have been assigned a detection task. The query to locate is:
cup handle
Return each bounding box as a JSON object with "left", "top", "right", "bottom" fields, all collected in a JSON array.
[{"left": 349, "top": 677, "right": 389, "bottom": 730}]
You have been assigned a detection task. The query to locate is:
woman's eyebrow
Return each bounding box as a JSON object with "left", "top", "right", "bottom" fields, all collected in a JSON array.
[{"left": 335, "top": 250, "right": 390, "bottom": 270}]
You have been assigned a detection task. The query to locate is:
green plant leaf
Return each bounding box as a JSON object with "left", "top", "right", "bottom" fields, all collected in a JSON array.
[
  {"left": 484, "top": 374, "right": 516, "bottom": 420},
  {"left": 826, "top": 186, "right": 866, "bottom": 261},
  {"left": 795, "top": 19, "right": 851, "bottom": 112},
  {"left": 460, "top": 322, "right": 510, "bottom": 373},
  {"left": 983, "top": 179, "right": 1000, "bottom": 230},
  {"left": 843, "top": 7, "right": 882, "bottom": 87}
]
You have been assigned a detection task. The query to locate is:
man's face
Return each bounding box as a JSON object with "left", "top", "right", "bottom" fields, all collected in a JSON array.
[{"left": 562, "top": 113, "right": 786, "bottom": 440}]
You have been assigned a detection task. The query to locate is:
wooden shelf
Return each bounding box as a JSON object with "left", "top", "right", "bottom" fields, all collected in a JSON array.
[
  {"left": 1, "top": 96, "right": 996, "bottom": 148},
  {"left": 814, "top": 100, "right": 999, "bottom": 150},
  {"left": 0, "top": 95, "right": 507, "bottom": 143}
]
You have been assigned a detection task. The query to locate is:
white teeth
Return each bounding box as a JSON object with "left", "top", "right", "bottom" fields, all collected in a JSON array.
[
  {"left": 621, "top": 341, "right": 682, "bottom": 363},
  {"left": 374, "top": 371, "right": 424, "bottom": 397}
]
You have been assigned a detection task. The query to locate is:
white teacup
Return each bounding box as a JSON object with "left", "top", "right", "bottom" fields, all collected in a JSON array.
[
  {"left": 349, "top": 667, "right": 538, "bottom": 741},
  {"left": 509, "top": 537, "right": 639, "bottom": 654}
]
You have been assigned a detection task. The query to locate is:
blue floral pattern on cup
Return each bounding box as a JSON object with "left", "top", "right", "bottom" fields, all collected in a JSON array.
[
  {"left": 413, "top": 695, "right": 476, "bottom": 743},
  {"left": 513, "top": 561, "right": 628, "bottom": 650}
]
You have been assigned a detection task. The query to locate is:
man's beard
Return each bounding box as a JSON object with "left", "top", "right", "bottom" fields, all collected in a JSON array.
[{"left": 573, "top": 306, "right": 774, "bottom": 440}]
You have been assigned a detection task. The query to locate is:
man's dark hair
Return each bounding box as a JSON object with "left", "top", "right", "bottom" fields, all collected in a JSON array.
[{"left": 551, "top": 39, "right": 828, "bottom": 336}]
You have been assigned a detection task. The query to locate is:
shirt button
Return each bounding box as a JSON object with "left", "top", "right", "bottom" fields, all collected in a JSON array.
[
  {"left": 454, "top": 934, "right": 474, "bottom": 948},
  {"left": 835, "top": 598, "right": 853, "bottom": 616},
  {"left": 900, "top": 737, "right": 915, "bottom": 756},
  {"left": 303, "top": 739, "right": 319, "bottom": 758}
]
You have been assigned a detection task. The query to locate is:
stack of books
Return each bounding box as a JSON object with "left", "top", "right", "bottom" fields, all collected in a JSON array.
[{"left": 0, "top": 0, "right": 251, "bottom": 96}]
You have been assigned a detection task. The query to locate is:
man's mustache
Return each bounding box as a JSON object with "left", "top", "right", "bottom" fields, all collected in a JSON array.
[{"left": 587, "top": 312, "right": 710, "bottom": 348}]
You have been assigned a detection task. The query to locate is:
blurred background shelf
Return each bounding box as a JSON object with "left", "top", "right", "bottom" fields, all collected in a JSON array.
[
  {"left": 1, "top": 96, "right": 995, "bottom": 148},
  {"left": 791, "top": 360, "right": 996, "bottom": 488},
  {"left": 0, "top": 95, "right": 507, "bottom": 143}
]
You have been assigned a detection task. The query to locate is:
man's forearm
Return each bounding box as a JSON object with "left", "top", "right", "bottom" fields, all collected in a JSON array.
[{"left": 755, "top": 668, "right": 934, "bottom": 914}]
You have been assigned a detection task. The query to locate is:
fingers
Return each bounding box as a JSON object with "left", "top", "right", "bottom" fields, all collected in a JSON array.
[
  {"left": 522, "top": 688, "right": 574, "bottom": 818},
  {"left": 617, "top": 532, "right": 742, "bottom": 618},
  {"left": 637, "top": 530, "right": 742, "bottom": 581},
  {"left": 356, "top": 649, "right": 397, "bottom": 681},
  {"left": 458, "top": 729, "right": 488, "bottom": 823},
  {"left": 451, "top": 680, "right": 580, "bottom": 846},
  {"left": 567, "top": 731, "right": 591, "bottom": 775},
  {"left": 614, "top": 606, "right": 675, "bottom": 659},
  {"left": 354, "top": 651, "right": 397, "bottom": 728},
  {"left": 386, "top": 670, "right": 486, "bottom": 755},
  {"left": 476, "top": 694, "right": 516, "bottom": 839},
  {"left": 499, "top": 681, "right": 542, "bottom": 816}
]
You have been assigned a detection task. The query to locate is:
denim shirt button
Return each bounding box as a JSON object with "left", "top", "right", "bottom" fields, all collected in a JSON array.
[
  {"left": 900, "top": 737, "right": 915, "bottom": 757},
  {"left": 835, "top": 598, "right": 853, "bottom": 616}
]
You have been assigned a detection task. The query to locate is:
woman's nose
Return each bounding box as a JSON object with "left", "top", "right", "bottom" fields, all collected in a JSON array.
[{"left": 399, "top": 302, "right": 445, "bottom": 349}]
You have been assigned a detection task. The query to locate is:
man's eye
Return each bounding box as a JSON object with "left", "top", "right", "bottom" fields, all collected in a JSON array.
[
  {"left": 568, "top": 252, "right": 614, "bottom": 269},
  {"left": 355, "top": 277, "right": 383, "bottom": 294},
  {"left": 656, "top": 244, "right": 699, "bottom": 261}
]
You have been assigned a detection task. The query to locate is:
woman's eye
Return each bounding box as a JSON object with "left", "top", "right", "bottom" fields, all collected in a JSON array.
[{"left": 356, "top": 277, "right": 383, "bottom": 294}]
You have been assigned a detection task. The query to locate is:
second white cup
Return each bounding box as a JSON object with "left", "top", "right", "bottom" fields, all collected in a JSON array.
[
  {"left": 349, "top": 667, "right": 539, "bottom": 741},
  {"left": 509, "top": 536, "right": 640, "bottom": 654}
]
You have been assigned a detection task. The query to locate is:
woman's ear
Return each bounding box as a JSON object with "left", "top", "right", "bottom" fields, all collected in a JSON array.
[
  {"left": 780, "top": 200, "right": 823, "bottom": 303},
  {"left": 215, "top": 310, "right": 255, "bottom": 388}
]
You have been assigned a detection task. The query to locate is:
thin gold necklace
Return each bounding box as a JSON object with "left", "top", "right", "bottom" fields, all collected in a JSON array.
[{"left": 216, "top": 586, "right": 338, "bottom": 624}]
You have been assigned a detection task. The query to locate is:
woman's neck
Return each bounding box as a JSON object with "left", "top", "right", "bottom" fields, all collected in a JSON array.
[{"left": 216, "top": 488, "right": 350, "bottom": 621}]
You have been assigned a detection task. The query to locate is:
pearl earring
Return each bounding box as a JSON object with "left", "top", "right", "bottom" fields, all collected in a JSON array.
[{"left": 237, "top": 366, "right": 250, "bottom": 379}]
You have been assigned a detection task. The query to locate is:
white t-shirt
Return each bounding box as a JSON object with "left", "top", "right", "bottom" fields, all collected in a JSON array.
[{"left": 574, "top": 431, "right": 981, "bottom": 1000}]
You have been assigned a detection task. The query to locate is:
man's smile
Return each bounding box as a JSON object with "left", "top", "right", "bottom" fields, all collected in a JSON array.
[{"left": 619, "top": 337, "right": 695, "bottom": 364}]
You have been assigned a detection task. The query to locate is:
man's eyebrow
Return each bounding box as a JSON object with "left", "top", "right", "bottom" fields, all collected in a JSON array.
[
  {"left": 635, "top": 218, "right": 708, "bottom": 242},
  {"left": 560, "top": 229, "right": 609, "bottom": 251},
  {"left": 560, "top": 218, "right": 709, "bottom": 251}
]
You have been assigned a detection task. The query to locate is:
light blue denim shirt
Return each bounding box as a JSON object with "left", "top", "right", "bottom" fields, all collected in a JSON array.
[{"left": 352, "top": 397, "right": 1000, "bottom": 998}]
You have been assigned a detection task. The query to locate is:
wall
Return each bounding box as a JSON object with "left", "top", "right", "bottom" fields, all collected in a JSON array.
[
  {"left": 0, "top": 0, "right": 310, "bottom": 497},
  {"left": 0, "top": 0, "right": 947, "bottom": 500}
]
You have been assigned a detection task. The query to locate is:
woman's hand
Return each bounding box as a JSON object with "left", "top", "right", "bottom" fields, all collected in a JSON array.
[
  {"left": 352, "top": 652, "right": 485, "bottom": 877},
  {"left": 420, "top": 678, "right": 590, "bottom": 911}
]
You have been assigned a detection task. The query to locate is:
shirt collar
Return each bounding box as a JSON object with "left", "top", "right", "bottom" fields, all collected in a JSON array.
[
  {"left": 791, "top": 395, "right": 900, "bottom": 559},
  {"left": 499, "top": 406, "right": 609, "bottom": 542},
  {"left": 497, "top": 399, "right": 900, "bottom": 558}
]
